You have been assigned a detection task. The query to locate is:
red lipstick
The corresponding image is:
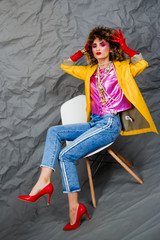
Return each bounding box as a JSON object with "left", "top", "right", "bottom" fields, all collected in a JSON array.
[{"left": 96, "top": 52, "right": 101, "bottom": 55}]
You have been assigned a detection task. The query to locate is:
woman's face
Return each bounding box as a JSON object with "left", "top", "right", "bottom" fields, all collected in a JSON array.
[{"left": 92, "top": 38, "right": 110, "bottom": 62}]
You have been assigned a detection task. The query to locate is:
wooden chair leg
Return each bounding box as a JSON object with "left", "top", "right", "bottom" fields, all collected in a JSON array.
[
  {"left": 86, "top": 158, "right": 96, "bottom": 208},
  {"left": 108, "top": 147, "right": 134, "bottom": 168},
  {"left": 107, "top": 148, "right": 143, "bottom": 184}
]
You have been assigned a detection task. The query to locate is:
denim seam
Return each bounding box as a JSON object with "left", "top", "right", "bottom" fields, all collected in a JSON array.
[{"left": 59, "top": 160, "right": 70, "bottom": 192}]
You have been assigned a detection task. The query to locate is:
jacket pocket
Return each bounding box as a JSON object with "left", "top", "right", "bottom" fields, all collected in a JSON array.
[{"left": 120, "top": 106, "right": 150, "bottom": 132}]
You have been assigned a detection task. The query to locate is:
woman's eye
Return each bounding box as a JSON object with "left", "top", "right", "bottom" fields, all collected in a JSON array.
[
  {"left": 92, "top": 45, "right": 97, "bottom": 48},
  {"left": 101, "top": 43, "right": 106, "bottom": 47}
]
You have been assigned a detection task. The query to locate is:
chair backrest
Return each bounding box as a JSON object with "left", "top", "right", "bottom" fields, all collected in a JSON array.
[{"left": 60, "top": 95, "right": 87, "bottom": 125}]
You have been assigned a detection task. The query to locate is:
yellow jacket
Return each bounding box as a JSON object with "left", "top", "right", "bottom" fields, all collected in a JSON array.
[{"left": 61, "top": 54, "right": 158, "bottom": 136}]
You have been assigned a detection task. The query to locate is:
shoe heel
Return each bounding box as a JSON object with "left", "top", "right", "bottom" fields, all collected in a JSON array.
[
  {"left": 85, "top": 210, "right": 91, "bottom": 220},
  {"left": 47, "top": 192, "right": 52, "bottom": 205}
]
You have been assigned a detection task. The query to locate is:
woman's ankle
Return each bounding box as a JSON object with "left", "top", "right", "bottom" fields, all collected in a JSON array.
[
  {"left": 29, "top": 180, "right": 50, "bottom": 196},
  {"left": 69, "top": 203, "right": 79, "bottom": 225}
]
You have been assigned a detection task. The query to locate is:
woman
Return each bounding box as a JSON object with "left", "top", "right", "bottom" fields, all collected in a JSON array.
[{"left": 18, "top": 27, "right": 158, "bottom": 230}]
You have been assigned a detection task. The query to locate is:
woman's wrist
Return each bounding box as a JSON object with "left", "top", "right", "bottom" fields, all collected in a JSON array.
[
  {"left": 81, "top": 47, "right": 87, "bottom": 54},
  {"left": 70, "top": 50, "right": 84, "bottom": 62}
]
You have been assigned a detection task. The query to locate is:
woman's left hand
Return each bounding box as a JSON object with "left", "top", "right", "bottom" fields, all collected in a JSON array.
[
  {"left": 111, "top": 29, "right": 138, "bottom": 57},
  {"left": 111, "top": 29, "right": 126, "bottom": 50}
]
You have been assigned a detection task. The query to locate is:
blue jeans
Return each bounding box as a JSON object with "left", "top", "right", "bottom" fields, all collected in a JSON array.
[{"left": 40, "top": 113, "right": 122, "bottom": 193}]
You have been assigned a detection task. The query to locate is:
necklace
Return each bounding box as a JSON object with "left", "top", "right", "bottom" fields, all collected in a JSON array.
[
  {"left": 95, "top": 61, "right": 112, "bottom": 79},
  {"left": 96, "top": 63, "right": 121, "bottom": 115},
  {"left": 97, "top": 64, "right": 112, "bottom": 84}
]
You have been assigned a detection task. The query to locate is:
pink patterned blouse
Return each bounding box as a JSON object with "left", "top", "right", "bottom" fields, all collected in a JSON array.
[{"left": 90, "top": 63, "right": 132, "bottom": 115}]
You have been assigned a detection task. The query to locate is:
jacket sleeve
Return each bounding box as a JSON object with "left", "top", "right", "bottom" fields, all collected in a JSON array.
[
  {"left": 61, "top": 59, "right": 88, "bottom": 81},
  {"left": 129, "top": 53, "right": 149, "bottom": 77}
]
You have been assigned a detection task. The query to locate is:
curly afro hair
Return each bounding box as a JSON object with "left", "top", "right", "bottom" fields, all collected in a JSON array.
[{"left": 86, "top": 26, "right": 125, "bottom": 65}]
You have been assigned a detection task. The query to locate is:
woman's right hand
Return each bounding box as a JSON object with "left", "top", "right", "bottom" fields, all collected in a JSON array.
[{"left": 70, "top": 42, "right": 88, "bottom": 62}]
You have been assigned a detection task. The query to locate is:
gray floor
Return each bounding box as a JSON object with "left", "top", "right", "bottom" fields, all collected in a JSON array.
[{"left": 1, "top": 134, "right": 160, "bottom": 240}]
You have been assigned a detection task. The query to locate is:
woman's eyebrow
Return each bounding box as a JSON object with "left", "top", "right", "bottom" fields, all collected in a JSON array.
[{"left": 100, "top": 41, "right": 105, "bottom": 44}]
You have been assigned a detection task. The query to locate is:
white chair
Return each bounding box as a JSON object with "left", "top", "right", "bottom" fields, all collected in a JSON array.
[{"left": 60, "top": 95, "right": 143, "bottom": 208}]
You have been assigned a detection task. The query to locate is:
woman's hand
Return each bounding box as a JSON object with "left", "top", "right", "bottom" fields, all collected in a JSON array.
[
  {"left": 111, "top": 29, "right": 138, "bottom": 57},
  {"left": 70, "top": 42, "right": 88, "bottom": 62}
]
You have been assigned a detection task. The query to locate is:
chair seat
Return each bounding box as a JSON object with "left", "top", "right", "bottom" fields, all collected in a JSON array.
[{"left": 85, "top": 142, "right": 113, "bottom": 157}]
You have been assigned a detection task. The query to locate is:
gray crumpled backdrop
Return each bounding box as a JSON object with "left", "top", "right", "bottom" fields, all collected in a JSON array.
[{"left": 0, "top": 0, "right": 160, "bottom": 239}]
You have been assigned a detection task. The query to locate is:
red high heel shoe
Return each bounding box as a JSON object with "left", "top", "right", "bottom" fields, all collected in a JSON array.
[
  {"left": 63, "top": 203, "right": 91, "bottom": 231},
  {"left": 18, "top": 183, "right": 54, "bottom": 205}
]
